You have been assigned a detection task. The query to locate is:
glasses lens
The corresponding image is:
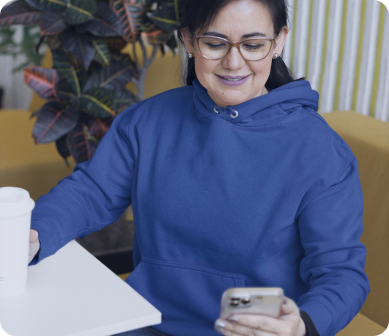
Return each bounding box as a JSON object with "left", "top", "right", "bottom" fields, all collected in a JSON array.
[
  {"left": 240, "top": 39, "right": 272, "bottom": 61},
  {"left": 198, "top": 37, "right": 229, "bottom": 59}
]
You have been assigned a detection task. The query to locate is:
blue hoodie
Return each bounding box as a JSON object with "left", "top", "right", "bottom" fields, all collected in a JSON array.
[{"left": 30, "top": 79, "right": 370, "bottom": 336}]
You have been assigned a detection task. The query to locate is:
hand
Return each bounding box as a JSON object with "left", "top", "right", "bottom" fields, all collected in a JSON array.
[
  {"left": 215, "top": 297, "right": 306, "bottom": 336},
  {"left": 28, "top": 229, "right": 40, "bottom": 264}
]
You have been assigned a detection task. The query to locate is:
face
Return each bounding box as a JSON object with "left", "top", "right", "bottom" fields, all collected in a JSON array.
[{"left": 181, "top": 0, "right": 288, "bottom": 107}]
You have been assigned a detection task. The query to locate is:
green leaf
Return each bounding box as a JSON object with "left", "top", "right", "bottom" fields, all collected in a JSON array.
[
  {"left": 92, "top": 38, "right": 110, "bottom": 66},
  {"left": 52, "top": 48, "right": 86, "bottom": 96},
  {"left": 0, "top": 0, "right": 41, "bottom": 27},
  {"left": 148, "top": 0, "right": 185, "bottom": 34},
  {"left": 24, "top": 0, "right": 67, "bottom": 12},
  {"left": 112, "top": 88, "right": 138, "bottom": 113},
  {"left": 80, "top": 87, "right": 115, "bottom": 118},
  {"left": 111, "top": 0, "right": 146, "bottom": 44},
  {"left": 63, "top": 0, "right": 97, "bottom": 26}
]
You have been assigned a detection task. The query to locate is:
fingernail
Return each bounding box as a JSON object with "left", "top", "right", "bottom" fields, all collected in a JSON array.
[
  {"left": 228, "top": 316, "right": 239, "bottom": 323},
  {"left": 283, "top": 299, "right": 287, "bottom": 305},
  {"left": 215, "top": 320, "right": 225, "bottom": 332}
]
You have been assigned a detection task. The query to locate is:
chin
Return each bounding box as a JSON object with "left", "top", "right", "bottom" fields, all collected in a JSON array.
[{"left": 216, "top": 93, "right": 251, "bottom": 107}]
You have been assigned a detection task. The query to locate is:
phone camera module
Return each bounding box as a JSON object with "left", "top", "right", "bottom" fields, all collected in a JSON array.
[
  {"left": 230, "top": 299, "right": 240, "bottom": 306},
  {"left": 240, "top": 298, "right": 251, "bottom": 305}
]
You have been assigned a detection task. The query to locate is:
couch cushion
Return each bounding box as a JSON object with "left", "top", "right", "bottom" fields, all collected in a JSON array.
[
  {"left": 321, "top": 111, "right": 389, "bottom": 328},
  {"left": 336, "top": 313, "right": 385, "bottom": 336}
]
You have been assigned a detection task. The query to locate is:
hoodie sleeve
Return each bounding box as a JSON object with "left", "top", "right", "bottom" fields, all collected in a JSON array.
[
  {"left": 296, "top": 157, "right": 370, "bottom": 336},
  {"left": 28, "top": 105, "right": 138, "bottom": 266}
]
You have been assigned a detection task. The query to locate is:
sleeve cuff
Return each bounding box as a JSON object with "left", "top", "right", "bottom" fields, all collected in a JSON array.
[
  {"left": 300, "top": 310, "right": 320, "bottom": 336},
  {"left": 28, "top": 218, "right": 58, "bottom": 266}
]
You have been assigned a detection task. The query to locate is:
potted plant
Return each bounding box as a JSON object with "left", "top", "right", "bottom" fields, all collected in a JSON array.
[{"left": 0, "top": 0, "right": 184, "bottom": 165}]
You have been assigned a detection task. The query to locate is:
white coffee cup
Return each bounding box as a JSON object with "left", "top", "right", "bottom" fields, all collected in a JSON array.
[{"left": 0, "top": 187, "right": 35, "bottom": 297}]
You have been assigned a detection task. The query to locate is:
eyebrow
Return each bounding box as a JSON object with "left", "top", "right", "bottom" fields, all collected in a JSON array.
[{"left": 203, "top": 31, "right": 267, "bottom": 38}]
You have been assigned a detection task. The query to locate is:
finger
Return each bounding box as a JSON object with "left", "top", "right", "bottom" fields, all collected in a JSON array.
[
  {"left": 280, "top": 297, "right": 299, "bottom": 316},
  {"left": 30, "top": 229, "right": 39, "bottom": 244},
  {"left": 222, "top": 319, "right": 277, "bottom": 336},
  {"left": 225, "top": 314, "right": 281, "bottom": 334}
]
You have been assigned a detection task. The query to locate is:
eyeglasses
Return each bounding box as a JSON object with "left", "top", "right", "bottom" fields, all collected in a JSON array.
[{"left": 195, "top": 35, "right": 276, "bottom": 61}]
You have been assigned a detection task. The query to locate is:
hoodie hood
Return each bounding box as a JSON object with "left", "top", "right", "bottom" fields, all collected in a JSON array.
[{"left": 193, "top": 79, "right": 319, "bottom": 127}]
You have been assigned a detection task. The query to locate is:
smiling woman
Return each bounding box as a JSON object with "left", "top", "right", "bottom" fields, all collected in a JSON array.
[
  {"left": 179, "top": 0, "right": 289, "bottom": 107},
  {"left": 27, "top": 1, "right": 369, "bottom": 336}
]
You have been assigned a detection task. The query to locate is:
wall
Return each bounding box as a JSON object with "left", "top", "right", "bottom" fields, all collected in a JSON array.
[{"left": 284, "top": 0, "right": 389, "bottom": 121}]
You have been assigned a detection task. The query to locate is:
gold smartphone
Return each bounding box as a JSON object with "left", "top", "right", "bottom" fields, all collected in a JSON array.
[{"left": 220, "top": 287, "right": 284, "bottom": 320}]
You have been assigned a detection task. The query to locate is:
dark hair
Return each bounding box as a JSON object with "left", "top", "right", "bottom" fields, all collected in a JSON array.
[{"left": 177, "top": 0, "right": 303, "bottom": 91}]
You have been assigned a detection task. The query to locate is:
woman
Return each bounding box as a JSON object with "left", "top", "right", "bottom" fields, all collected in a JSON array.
[{"left": 28, "top": 0, "right": 370, "bottom": 335}]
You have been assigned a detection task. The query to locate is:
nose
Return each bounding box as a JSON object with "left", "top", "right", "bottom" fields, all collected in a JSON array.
[{"left": 222, "top": 46, "right": 246, "bottom": 70}]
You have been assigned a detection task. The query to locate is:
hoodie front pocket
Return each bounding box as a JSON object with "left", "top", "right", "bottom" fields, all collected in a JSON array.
[{"left": 126, "top": 257, "right": 245, "bottom": 336}]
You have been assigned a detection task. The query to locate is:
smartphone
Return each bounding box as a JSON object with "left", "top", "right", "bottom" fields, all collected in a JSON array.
[{"left": 220, "top": 287, "right": 284, "bottom": 320}]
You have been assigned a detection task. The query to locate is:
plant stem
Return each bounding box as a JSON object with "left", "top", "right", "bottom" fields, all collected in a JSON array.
[{"left": 134, "top": 39, "right": 159, "bottom": 101}]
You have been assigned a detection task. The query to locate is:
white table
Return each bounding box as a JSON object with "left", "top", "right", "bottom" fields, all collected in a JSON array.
[{"left": 0, "top": 240, "right": 161, "bottom": 336}]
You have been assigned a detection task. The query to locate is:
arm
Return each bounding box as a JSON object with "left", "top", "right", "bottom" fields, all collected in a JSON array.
[
  {"left": 296, "top": 158, "right": 370, "bottom": 335},
  {"left": 29, "top": 106, "right": 138, "bottom": 266}
]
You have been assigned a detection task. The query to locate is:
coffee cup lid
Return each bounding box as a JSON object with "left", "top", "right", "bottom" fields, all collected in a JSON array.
[{"left": 0, "top": 187, "right": 35, "bottom": 218}]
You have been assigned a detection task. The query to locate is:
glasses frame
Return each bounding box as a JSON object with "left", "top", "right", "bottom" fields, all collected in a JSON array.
[{"left": 195, "top": 35, "right": 276, "bottom": 61}]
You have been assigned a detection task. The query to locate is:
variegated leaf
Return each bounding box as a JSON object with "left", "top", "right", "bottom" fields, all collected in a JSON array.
[
  {"left": 83, "top": 53, "right": 137, "bottom": 92},
  {"left": 38, "top": 12, "right": 69, "bottom": 35},
  {"left": 67, "top": 114, "right": 98, "bottom": 163},
  {"left": 33, "top": 101, "right": 79, "bottom": 144},
  {"left": 75, "top": 2, "right": 122, "bottom": 37},
  {"left": 112, "top": 88, "right": 138, "bottom": 113},
  {"left": 23, "top": 65, "right": 60, "bottom": 99},
  {"left": 87, "top": 116, "right": 114, "bottom": 140},
  {"left": 111, "top": 0, "right": 146, "bottom": 44},
  {"left": 142, "top": 22, "right": 173, "bottom": 45},
  {"left": 52, "top": 48, "right": 86, "bottom": 96},
  {"left": 63, "top": 0, "right": 97, "bottom": 26},
  {"left": 55, "top": 78, "right": 79, "bottom": 108},
  {"left": 148, "top": 0, "right": 184, "bottom": 33},
  {"left": 61, "top": 28, "right": 95, "bottom": 70},
  {"left": 0, "top": 0, "right": 41, "bottom": 27},
  {"left": 80, "top": 87, "right": 115, "bottom": 118},
  {"left": 92, "top": 38, "right": 111, "bottom": 66},
  {"left": 24, "top": 0, "right": 67, "bottom": 12}
]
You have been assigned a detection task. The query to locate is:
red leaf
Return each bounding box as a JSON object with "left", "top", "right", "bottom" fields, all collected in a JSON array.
[
  {"left": 87, "top": 116, "right": 114, "bottom": 140},
  {"left": 111, "top": 0, "right": 145, "bottom": 44},
  {"left": 143, "top": 23, "right": 173, "bottom": 45},
  {"left": 23, "top": 66, "right": 60, "bottom": 99}
]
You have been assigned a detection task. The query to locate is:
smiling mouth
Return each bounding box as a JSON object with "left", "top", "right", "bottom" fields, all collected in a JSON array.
[{"left": 216, "top": 74, "right": 251, "bottom": 81}]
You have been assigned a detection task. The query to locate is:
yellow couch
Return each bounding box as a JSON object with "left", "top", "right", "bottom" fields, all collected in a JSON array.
[{"left": 321, "top": 111, "right": 388, "bottom": 335}]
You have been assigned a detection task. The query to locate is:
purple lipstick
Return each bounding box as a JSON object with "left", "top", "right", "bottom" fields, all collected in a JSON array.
[{"left": 216, "top": 74, "right": 251, "bottom": 86}]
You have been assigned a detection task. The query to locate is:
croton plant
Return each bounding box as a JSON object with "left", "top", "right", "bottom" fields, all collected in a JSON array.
[{"left": 0, "top": 0, "right": 184, "bottom": 165}]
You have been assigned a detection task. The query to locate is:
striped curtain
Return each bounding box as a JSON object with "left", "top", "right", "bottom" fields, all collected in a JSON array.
[{"left": 284, "top": 0, "right": 389, "bottom": 122}]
